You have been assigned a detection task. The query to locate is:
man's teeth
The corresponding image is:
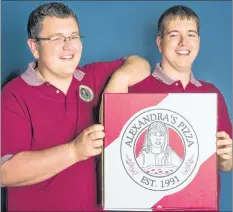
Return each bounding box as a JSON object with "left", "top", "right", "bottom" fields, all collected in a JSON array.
[
  {"left": 176, "top": 50, "right": 189, "bottom": 55},
  {"left": 61, "top": 55, "right": 73, "bottom": 59}
]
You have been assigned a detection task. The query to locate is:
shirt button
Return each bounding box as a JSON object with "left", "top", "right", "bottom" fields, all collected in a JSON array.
[
  {"left": 56, "top": 90, "right": 60, "bottom": 94},
  {"left": 175, "top": 82, "right": 179, "bottom": 86}
]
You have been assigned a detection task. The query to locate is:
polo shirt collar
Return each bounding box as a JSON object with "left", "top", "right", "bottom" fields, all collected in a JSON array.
[
  {"left": 21, "top": 61, "right": 85, "bottom": 86},
  {"left": 152, "top": 63, "right": 202, "bottom": 87}
]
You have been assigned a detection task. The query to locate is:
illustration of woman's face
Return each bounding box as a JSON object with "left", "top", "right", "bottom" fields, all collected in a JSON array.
[{"left": 149, "top": 131, "right": 165, "bottom": 148}]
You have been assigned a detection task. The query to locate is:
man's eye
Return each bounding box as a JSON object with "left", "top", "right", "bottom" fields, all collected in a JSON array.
[
  {"left": 71, "top": 35, "right": 78, "bottom": 39},
  {"left": 169, "top": 34, "right": 177, "bottom": 37},
  {"left": 52, "top": 37, "right": 62, "bottom": 41},
  {"left": 188, "top": 34, "right": 196, "bottom": 37}
]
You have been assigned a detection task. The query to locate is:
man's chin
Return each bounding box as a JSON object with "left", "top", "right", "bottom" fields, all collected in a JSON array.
[
  {"left": 56, "top": 69, "right": 75, "bottom": 78},
  {"left": 175, "top": 60, "right": 194, "bottom": 70},
  {"left": 175, "top": 64, "right": 192, "bottom": 72}
]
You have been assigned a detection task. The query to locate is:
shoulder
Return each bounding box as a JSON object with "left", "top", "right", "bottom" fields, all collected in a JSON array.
[
  {"left": 2, "top": 76, "right": 31, "bottom": 115},
  {"left": 78, "top": 61, "right": 105, "bottom": 72},
  {"left": 198, "top": 80, "right": 221, "bottom": 93},
  {"left": 198, "top": 80, "right": 227, "bottom": 103},
  {"left": 76, "top": 58, "right": 125, "bottom": 96},
  {"left": 129, "top": 75, "right": 156, "bottom": 91},
  {"left": 2, "top": 76, "right": 26, "bottom": 97}
]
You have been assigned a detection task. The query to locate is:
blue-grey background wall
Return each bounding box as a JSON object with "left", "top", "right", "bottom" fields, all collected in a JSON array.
[{"left": 1, "top": 1, "right": 232, "bottom": 211}]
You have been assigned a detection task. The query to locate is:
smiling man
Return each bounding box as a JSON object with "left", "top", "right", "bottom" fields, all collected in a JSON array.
[
  {"left": 99, "top": 4, "right": 231, "bottom": 210},
  {"left": 1, "top": 2, "right": 150, "bottom": 212},
  {"left": 125, "top": 5, "right": 232, "bottom": 172}
]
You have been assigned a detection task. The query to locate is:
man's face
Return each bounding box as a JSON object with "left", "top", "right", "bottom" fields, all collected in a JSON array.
[
  {"left": 33, "top": 16, "right": 82, "bottom": 78},
  {"left": 157, "top": 17, "right": 200, "bottom": 72}
]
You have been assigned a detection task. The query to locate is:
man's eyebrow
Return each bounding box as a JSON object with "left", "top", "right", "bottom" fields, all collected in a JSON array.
[
  {"left": 166, "top": 30, "right": 198, "bottom": 35},
  {"left": 166, "top": 30, "right": 179, "bottom": 35},
  {"left": 188, "top": 30, "right": 198, "bottom": 34},
  {"left": 47, "top": 31, "right": 80, "bottom": 37}
]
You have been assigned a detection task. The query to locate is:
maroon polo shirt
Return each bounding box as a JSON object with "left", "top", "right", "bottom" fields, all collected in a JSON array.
[
  {"left": 128, "top": 63, "right": 232, "bottom": 208},
  {"left": 1, "top": 58, "right": 124, "bottom": 211},
  {"left": 129, "top": 63, "right": 232, "bottom": 138}
]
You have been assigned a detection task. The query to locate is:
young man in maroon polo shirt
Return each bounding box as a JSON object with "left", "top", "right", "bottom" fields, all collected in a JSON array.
[
  {"left": 104, "top": 5, "right": 232, "bottom": 171},
  {"left": 1, "top": 3, "right": 150, "bottom": 212},
  {"left": 101, "top": 6, "right": 232, "bottom": 210}
]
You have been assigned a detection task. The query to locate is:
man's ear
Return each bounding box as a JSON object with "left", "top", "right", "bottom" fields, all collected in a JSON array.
[
  {"left": 156, "top": 36, "right": 163, "bottom": 53},
  {"left": 27, "top": 38, "right": 39, "bottom": 59}
]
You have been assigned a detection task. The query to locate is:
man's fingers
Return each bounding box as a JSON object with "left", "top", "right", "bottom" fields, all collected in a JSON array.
[
  {"left": 218, "top": 154, "right": 231, "bottom": 160},
  {"left": 91, "top": 147, "right": 102, "bottom": 156},
  {"left": 84, "top": 124, "right": 104, "bottom": 135},
  {"left": 217, "top": 131, "right": 230, "bottom": 139},
  {"left": 92, "top": 139, "right": 104, "bottom": 148},
  {"left": 89, "top": 131, "right": 105, "bottom": 141},
  {"left": 217, "top": 139, "right": 232, "bottom": 146},
  {"left": 217, "top": 147, "right": 232, "bottom": 155}
]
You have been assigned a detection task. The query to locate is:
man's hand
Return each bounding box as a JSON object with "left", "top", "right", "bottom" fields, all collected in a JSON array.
[
  {"left": 69, "top": 124, "right": 105, "bottom": 162},
  {"left": 216, "top": 131, "right": 232, "bottom": 171}
]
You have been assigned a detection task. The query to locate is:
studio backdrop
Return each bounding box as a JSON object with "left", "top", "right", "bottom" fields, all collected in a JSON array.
[{"left": 2, "top": 1, "right": 232, "bottom": 211}]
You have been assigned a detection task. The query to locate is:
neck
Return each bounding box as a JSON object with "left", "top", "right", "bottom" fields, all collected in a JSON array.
[
  {"left": 36, "top": 65, "right": 72, "bottom": 95},
  {"left": 161, "top": 61, "right": 191, "bottom": 89}
]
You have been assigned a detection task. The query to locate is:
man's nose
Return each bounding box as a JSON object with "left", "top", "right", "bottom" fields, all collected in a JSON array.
[
  {"left": 63, "top": 37, "right": 73, "bottom": 49},
  {"left": 64, "top": 37, "right": 72, "bottom": 43},
  {"left": 178, "top": 35, "right": 188, "bottom": 46}
]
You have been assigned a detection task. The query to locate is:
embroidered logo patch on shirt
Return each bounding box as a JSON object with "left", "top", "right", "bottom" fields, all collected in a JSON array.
[{"left": 79, "top": 85, "right": 94, "bottom": 102}]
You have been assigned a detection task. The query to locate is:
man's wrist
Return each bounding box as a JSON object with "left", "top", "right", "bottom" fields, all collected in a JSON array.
[{"left": 67, "top": 142, "right": 80, "bottom": 164}]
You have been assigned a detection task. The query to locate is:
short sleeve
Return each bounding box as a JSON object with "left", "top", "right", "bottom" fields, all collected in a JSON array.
[
  {"left": 91, "top": 58, "right": 125, "bottom": 98},
  {"left": 1, "top": 88, "right": 32, "bottom": 163}
]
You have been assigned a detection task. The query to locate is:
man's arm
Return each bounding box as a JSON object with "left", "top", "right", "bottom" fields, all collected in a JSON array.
[
  {"left": 1, "top": 87, "right": 105, "bottom": 187},
  {"left": 99, "top": 55, "right": 150, "bottom": 123},
  {"left": 216, "top": 91, "right": 232, "bottom": 172},
  {"left": 2, "top": 143, "right": 74, "bottom": 187},
  {"left": 1, "top": 124, "right": 104, "bottom": 187},
  {"left": 104, "top": 55, "right": 150, "bottom": 92}
]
